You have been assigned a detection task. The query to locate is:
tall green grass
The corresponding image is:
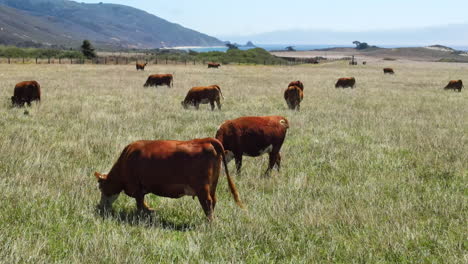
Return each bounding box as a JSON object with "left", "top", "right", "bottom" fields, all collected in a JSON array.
[{"left": 0, "top": 61, "right": 466, "bottom": 263}]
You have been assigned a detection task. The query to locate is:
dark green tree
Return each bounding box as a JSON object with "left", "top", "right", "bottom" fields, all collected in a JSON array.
[
  {"left": 285, "top": 46, "right": 296, "bottom": 51},
  {"left": 353, "top": 41, "right": 369, "bottom": 50},
  {"left": 225, "top": 43, "right": 239, "bottom": 50},
  {"left": 81, "top": 40, "right": 96, "bottom": 59}
]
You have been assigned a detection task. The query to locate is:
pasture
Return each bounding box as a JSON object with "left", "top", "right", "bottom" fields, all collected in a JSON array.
[{"left": 0, "top": 60, "right": 466, "bottom": 263}]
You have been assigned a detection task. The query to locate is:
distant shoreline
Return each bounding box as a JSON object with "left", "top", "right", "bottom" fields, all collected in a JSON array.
[
  {"left": 163, "top": 46, "right": 226, "bottom": 50},
  {"left": 165, "top": 44, "right": 468, "bottom": 53}
]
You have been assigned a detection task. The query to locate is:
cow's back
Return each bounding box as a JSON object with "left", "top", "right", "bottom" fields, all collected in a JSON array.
[
  {"left": 288, "top": 81, "right": 304, "bottom": 91},
  {"left": 13, "top": 81, "right": 41, "bottom": 102},
  {"left": 216, "top": 116, "right": 289, "bottom": 156},
  {"left": 116, "top": 139, "right": 220, "bottom": 187}
]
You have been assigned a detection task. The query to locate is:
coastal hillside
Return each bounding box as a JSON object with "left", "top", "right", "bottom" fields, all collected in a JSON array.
[
  {"left": 0, "top": 0, "right": 224, "bottom": 49},
  {"left": 271, "top": 45, "right": 468, "bottom": 62}
]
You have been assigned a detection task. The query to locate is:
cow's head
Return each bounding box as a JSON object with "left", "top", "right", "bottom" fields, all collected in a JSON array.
[
  {"left": 94, "top": 172, "right": 120, "bottom": 210},
  {"left": 11, "top": 96, "right": 22, "bottom": 107},
  {"left": 181, "top": 100, "right": 189, "bottom": 109}
]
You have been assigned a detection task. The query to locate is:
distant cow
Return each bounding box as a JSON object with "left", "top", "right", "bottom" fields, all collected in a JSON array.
[
  {"left": 444, "top": 80, "right": 463, "bottom": 92},
  {"left": 182, "top": 85, "right": 224, "bottom": 110},
  {"left": 288, "top": 80, "right": 304, "bottom": 91},
  {"left": 335, "top": 77, "right": 356, "bottom": 88},
  {"left": 136, "top": 62, "right": 147, "bottom": 71},
  {"left": 383, "top": 68, "right": 394, "bottom": 74},
  {"left": 215, "top": 116, "right": 289, "bottom": 176},
  {"left": 284, "top": 85, "right": 303, "bottom": 110},
  {"left": 362, "top": 61, "right": 367, "bottom": 65},
  {"left": 208, "top": 63, "right": 221, "bottom": 68},
  {"left": 94, "top": 137, "right": 243, "bottom": 221},
  {"left": 11, "top": 81, "right": 41, "bottom": 107},
  {"left": 144, "top": 74, "right": 173, "bottom": 88}
]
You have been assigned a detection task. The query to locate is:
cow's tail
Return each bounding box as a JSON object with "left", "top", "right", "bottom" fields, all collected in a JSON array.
[
  {"left": 211, "top": 139, "right": 243, "bottom": 208},
  {"left": 215, "top": 85, "right": 224, "bottom": 100}
]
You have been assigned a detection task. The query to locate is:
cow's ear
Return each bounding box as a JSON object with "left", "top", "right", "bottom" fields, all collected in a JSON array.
[{"left": 94, "top": 172, "right": 108, "bottom": 181}]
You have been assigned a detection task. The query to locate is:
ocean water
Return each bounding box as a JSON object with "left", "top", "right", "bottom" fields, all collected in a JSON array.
[{"left": 179, "top": 44, "right": 468, "bottom": 52}]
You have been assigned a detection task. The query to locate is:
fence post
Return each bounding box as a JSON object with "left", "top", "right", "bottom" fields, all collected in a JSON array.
[
  {"left": 104, "top": 58, "right": 107, "bottom": 64},
  {"left": 48, "top": 57, "right": 50, "bottom": 64},
  {"left": 185, "top": 60, "right": 187, "bottom": 65},
  {"left": 166, "top": 58, "right": 168, "bottom": 64},
  {"left": 59, "top": 58, "right": 61, "bottom": 64},
  {"left": 126, "top": 57, "right": 128, "bottom": 64},
  {"left": 8, "top": 58, "right": 10, "bottom": 64},
  {"left": 36, "top": 58, "right": 38, "bottom": 64},
  {"left": 116, "top": 57, "right": 119, "bottom": 65},
  {"left": 71, "top": 58, "right": 73, "bottom": 64},
  {"left": 23, "top": 57, "right": 25, "bottom": 64}
]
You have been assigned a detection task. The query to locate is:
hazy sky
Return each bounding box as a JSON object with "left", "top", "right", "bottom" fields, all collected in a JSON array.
[{"left": 79, "top": 0, "right": 468, "bottom": 37}]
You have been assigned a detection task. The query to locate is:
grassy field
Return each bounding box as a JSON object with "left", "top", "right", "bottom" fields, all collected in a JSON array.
[{"left": 0, "top": 60, "right": 466, "bottom": 263}]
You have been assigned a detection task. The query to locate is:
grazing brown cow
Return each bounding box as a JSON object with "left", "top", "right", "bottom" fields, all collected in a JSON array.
[
  {"left": 136, "top": 62, "right": 147, "bottom": 71},
  {"left": 94, "top": 137, "right": 243, "bottom": 221},
  {"left": 383, "top": 68, "right": 395, "bottom": 74},
  {"left": 335, "top": 77, "right": 356, "bottom": 88},
  {"left": 284, "top": 85, "right": 303, "bottom": 110},
  {"left": 215, "top": 116, "right": 289, "bottom": 176},
  {"left": 144, "top": 74, "right": 173, "bottom": 88},
  {"left": 208, "top": 62, "right": 221, "bottom": 68},
  {"left": 288, "top": 80, "right": 304, "bottom": 91},
  {"left": 181, "top": 85, "right": 224, "bottom": 110},
  {"left": 444, "top": 80, "right": 463, "bottom": 92},
  {"left": 11, "top": 81, "right": 41, "bottom": 107}
]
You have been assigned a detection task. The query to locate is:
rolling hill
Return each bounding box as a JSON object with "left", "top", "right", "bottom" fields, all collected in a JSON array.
[{"left": 0, "top": 0, "right": 224, "bottom": 49}]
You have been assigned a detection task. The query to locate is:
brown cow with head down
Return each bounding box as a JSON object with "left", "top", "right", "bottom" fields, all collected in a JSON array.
[
  {"left": 284, "top": 85, "right": 303, "bottom": 110},
  {"left": 11, "top": 81, "right": 41, "bottom": 107},
  {"left": 215, "top": 116, "right": 289, "bottom": 176},
  {"left": 144, "top": 74, "right": 173, "bottom": 88},
  {"left": 444, "top": 80, "right": 463, "bottom": 92},
  {"left": 288, "top": 80, "right": 304, "bottom": 91},
  {"left": 181, "top": 85, "right": 224, "bottom": 110},
  {"left": 383, "top": 68, "right": 395, "bottom": 74},
  {"left": 94, "top": 137, "right": 243, "bottom": 221},
  {"left": 335, "top": 77, "right": 356, "bottom": 88},
  {"left": 208, "top": 63, "right": 221, "bottom": 68},
  {"left": 136, "top": 62, "right": 147, "bottom": 71}
]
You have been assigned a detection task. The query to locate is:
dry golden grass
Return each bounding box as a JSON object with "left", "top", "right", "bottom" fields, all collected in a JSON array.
[{"left": 0, "top": 60, "right": 466, "bottom": 263}]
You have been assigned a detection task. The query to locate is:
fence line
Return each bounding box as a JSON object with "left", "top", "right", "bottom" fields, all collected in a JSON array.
[{"left": 0, "top": 56, "right": 349, "bottom": 66}]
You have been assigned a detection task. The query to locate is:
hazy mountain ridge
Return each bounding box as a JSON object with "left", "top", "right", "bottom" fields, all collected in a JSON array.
[{"left": 0, "top": 0, "right": 224, "bottom": 49}]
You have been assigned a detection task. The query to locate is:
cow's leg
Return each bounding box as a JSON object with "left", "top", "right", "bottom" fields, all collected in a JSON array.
[
  {"left": 210, "top": 100, "right": 215, "bottom": 111},
  {"left": 265, "top": 151, "right": 280, "bottom": 177},
  {"left": 197, "top": 185, "right": 214, "bottom": 221},
  {"left": 135, "top": 192, "right": 153, "bottom": 213},
  {"left": 210, "top": 189, "right": 217, "bottom": 211},
  {"left": 296, "top": 102, "right": 300, "bottom": 111},
  {"left": 275, "top": 153, "right": 282, "bottom": 171},
  {"left": 234, "top": 154, "right": 243, "bottom": 174},
  {"left": 195, "top": 102, "right": 200, "bottom": 110},
  {"left": 216, "top": 99, "right": 221, "bottom": 110}
]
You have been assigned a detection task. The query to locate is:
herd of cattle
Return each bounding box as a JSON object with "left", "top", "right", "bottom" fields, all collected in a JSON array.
[{"left": 8, "top": 63, "right": 464, "bottom": 221}]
